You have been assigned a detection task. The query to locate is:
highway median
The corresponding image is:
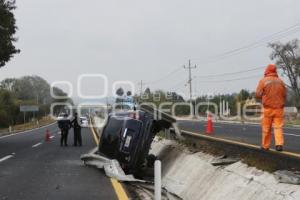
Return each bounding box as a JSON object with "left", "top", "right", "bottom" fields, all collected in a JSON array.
[{"left": 170, "top": 128, "right": 300, "bottom": 172}]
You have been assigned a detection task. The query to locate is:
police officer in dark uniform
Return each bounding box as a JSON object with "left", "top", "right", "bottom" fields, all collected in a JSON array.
[
  {"left": 71, "top": 112, "right": 82, "bottom": 146},
  {"left": 58, "top": 113, "right": 71, "bottom": 147}
]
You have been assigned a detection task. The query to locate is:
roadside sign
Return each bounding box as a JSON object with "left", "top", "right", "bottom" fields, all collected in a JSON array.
[{"left": 20, "top": 105, "right": 39, "bottom": 112}]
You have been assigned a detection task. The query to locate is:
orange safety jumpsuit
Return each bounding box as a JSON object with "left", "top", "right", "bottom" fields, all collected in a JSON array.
[{"left": 256, "top": 64, "right": 286, "bottom": 149}]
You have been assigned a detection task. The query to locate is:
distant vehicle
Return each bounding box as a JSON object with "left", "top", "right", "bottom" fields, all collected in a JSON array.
[
  {"left": 80, "top": 116, "right": 88, "bottom": 128},
  {"left": 98, "top": 104, "right": 178, "bottom": 174},
  {"left": 115, "top": 95, "right": 136, "bottom": 111}
]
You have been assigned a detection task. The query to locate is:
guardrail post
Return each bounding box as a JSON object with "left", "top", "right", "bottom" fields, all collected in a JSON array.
[
  {"left": 155, "top": 160, "right": 161, "bottom": 200},
  {"left": 164, "top": 128, "right": 170, "bottom": 139}
]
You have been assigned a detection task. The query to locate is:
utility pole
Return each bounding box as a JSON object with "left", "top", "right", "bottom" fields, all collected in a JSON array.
[
  {"left": 138, "top": 80, "right": 145, "bottom": 97},
  {"left": 183, "top": 59, "right": 197, "bottom": 116},
  {"left": 138, "top": 80, "right": 146, "bottom": 103},
  {"left": 139, "top": 80, "right": 143, "bottom": 96}
]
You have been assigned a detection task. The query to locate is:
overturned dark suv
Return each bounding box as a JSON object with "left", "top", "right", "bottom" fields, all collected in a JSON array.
[{"left": 98, "top": 105, "right": 177, "bottom": 174}]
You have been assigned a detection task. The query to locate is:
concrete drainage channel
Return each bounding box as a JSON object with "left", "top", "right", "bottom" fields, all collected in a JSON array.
[
  {"left": 82, "top": 136, "right": 300, "bottom": 200},
  {"left": 149, "top": 138, "right": 300, "bottom": 200},
  {"left": 87, "top": 117, "right": 300, "bottom": 200}
]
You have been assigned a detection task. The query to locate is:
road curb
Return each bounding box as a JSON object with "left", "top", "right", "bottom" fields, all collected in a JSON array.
[
  {"left": 177, "top": 118, "right": 300, "bottom": 128},
  {"left": 181, "top": 129, "right": 300, "bottom": 160},
  {"left": 170, "top": 128, "right": 300, "bottom": 171}
]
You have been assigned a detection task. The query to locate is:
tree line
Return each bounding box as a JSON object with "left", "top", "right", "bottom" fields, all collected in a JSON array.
[
  {"left": 0, "top": 76, "right": 73, "bottom": 128},
  {"left": 136, "top": 86, "right": 299, "bottom": 117},
  {"left": 136, "top": 88, "right": 252, "bottom": 116}
]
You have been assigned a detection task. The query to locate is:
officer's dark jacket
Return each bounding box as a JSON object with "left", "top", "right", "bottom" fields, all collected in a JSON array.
[
  {"left": 71, "top": 117, "right": 81, "bottom": 129},
  {"left": 58, "top": 119, "right": 71, "bottom": 130}
]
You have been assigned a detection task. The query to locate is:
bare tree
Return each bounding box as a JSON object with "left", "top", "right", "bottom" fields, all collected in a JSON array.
[{"left": 269, "top": 39, "right": 300, "bottom": 111}]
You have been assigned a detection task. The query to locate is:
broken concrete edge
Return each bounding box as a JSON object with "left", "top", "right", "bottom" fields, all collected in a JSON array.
[
  {"left": 211, "top": 158, "right": 240, "bottom": 166},
  {"left": 127, "top": 182, "right": 183, "bottom": 200},
  {"left": 171, "top": 122, "right": 184, "bottom": 140},
  {"left": 80, "top": 149, "right": 146, "bottom": 183},
  {"left": 274, "top": 170, "right": 300, "bottom": 185}
]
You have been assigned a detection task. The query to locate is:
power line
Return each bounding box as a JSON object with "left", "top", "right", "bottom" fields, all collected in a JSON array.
[
  {"left": 210, "top": 28, "right": 300, "bottom": 62},
  {"left": 193, "top": 22, "right": 300, "bottom": 64},
  {"left": 214, "top": 25, "right": 300, "bottom": 58},
  {"left": 165, "top": 75, "right": 261, "bottom": 97},
  {"left": 166, "top": 78, "right": 188, "bottom": 91},
  {"left": 161, "top": 67, "right": 262, "bottom": 92},
  {"left": 195, "top": 66, "right": 265, "bottom": 78},
  {"left": 196, "top": 74, "right": 261, "bottom": 83},
  {"left": 144, "top": 67, "right": 183, "bottom": 85}
]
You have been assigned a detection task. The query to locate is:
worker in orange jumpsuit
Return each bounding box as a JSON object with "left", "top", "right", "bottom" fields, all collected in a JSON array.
[{"left": 256, "top": 64, "right": 286, "bottom": 151}]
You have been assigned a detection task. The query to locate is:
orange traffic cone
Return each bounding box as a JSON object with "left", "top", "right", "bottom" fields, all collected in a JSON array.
[
  {"left": 205, "top": 113, "right": 214, "bottom": 134},
  {"left": 45, "top": 129, "right": 51, "bottom": 142}
]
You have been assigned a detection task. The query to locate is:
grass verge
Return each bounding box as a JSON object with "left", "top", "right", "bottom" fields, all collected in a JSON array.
[{"left": 0, "top": 116, "right": 55, "bottom": 137}]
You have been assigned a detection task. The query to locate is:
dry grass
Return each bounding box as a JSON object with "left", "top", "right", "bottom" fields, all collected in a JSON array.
[
  {"left": 286, "top": 119, "right": 300, "bottom": 126},
  {"left": 0, "top": 116, "right": 55, "bottom": 136}
]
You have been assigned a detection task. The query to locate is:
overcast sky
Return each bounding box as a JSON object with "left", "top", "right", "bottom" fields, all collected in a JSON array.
[{"left": 0, "top": 0, "right": 299, "bottom": 102}]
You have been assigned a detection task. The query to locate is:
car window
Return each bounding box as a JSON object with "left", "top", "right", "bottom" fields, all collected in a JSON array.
[{"left": 103, "top": 117, "right": 123, "bottom": 140}]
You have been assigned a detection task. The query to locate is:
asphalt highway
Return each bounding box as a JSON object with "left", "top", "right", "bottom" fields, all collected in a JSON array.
[
  {"left": 177, "top": 120, "right": 300, "bottom": 153},
  {"left": 0, "top": 123, "right": 118, "bottom": 200}
]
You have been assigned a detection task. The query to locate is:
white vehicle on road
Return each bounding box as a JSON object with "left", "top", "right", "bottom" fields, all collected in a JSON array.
[{"left": 80, "top": 116, "right": 88, "bottom": 128}]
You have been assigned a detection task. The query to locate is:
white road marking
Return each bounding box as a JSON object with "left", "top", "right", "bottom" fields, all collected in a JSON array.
[
  {"left": 284, "top": 133, "right": 300, "bottom": 137},
  {"left": 213, "top": 125, "right": 222, "bottom": 128},
  {"left": 216, "top": 122, "right": 261, "bottom": 127},
  {"left": 284, "top": 127, "right": 300, "bottom": 130},
  {"left": 0, "top": 154, "right": 14, "bottom": 163},
  {"left": 204, "top": 125, "right": 222, "bottom": 128},
  {"left": 50, "top": 136, "right": 55, "bottom": 139},
  {"left": 32, "top": 142, "right": 42, "bottom": 148}
]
